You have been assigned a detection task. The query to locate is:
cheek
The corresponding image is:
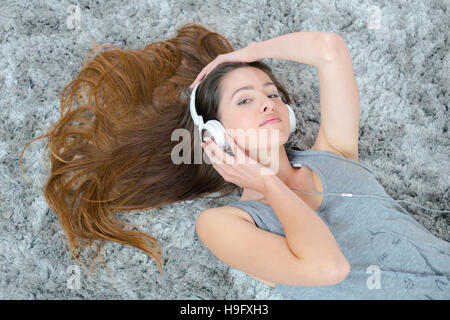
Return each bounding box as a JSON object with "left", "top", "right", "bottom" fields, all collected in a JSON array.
[{"left": 222, "top": 111, "right": 252, "bottom": 130}]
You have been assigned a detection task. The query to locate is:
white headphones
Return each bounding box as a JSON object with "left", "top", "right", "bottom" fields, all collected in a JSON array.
[{"left": 189, "top": 81, "right": 297, "bottom": 150}]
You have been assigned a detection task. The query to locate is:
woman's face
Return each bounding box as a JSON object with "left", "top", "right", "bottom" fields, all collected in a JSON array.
[{"left": 217, "top": 67, "right": 290, "bottom": 152}]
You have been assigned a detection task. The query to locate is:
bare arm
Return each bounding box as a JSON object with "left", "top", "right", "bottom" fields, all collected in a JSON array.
[
  {"left": 247, "top": 31, "right": 338, "bottom": 68},
  {"left": 262, "top": 175, "right": 349, "bottom": 276}
]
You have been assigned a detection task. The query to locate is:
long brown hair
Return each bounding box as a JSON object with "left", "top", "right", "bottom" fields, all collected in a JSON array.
[{"left": 19, "top": 23, "right": 292, "bottom": 279}]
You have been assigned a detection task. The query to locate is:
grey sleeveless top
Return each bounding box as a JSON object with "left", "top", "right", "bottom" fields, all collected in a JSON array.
[{"left": 227, "top": 148, "right": 450, "bottom": 300}]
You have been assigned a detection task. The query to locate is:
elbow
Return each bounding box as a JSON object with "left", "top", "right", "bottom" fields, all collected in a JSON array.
[
  {"left": 320, "top": 32, "right": 347, "bottom": 62},
  {"left": 321, "top": 258, "right": 351, "bottom": 285},
  {"left": 334, "top": 259, "right": 351, "bottom": 284}
]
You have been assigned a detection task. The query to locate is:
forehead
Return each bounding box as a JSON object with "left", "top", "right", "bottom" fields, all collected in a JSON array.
[{"left": 221, "top": 67, "right": 271, "bottom": 91}]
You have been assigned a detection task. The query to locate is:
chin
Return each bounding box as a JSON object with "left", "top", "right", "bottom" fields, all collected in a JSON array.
[
  {"left": 258, "top": 127, "right": 288, "bottom": 145},
  {"left": 244, "top": 129, "right": 288, "bottom": 152}
]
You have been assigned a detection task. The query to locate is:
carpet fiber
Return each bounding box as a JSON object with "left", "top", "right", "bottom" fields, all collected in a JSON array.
[{"left": 0, "top": 0, "right": 449, "bottom": 299}]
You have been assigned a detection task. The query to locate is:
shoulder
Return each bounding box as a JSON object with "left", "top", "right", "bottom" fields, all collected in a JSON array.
[{"left": 199, "top": 205, "right": 256, "bottom": 226}]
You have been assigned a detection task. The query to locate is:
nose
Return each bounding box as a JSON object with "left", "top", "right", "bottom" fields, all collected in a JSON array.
[
  {"left": 261, "top": 99, "right": 275, "bottom": 112},
  {"left": 263, "top": 103, "right": 273, "bottom": 112}
]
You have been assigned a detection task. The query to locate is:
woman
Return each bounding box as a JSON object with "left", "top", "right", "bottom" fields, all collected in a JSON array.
[
  {"left": 192, "top": 28, "right": 450, "bottom": 299},
  {"left": 20, "top": 23, "right": 449, "bottom": 299}
]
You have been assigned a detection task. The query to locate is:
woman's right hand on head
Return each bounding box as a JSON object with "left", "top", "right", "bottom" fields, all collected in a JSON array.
[{"left": 189, "top": 43, "right": 256, "bottom": 90}]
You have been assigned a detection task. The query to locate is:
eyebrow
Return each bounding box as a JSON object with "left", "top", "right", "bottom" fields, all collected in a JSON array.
[{"left": 230, "top": 82, "right": 277, "bottom": 102}]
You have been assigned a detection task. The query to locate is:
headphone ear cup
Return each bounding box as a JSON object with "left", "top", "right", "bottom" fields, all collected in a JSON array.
[
  {"left": 285, "top": 103, "right": 296, "bottom": 134},
  {"left": 202, "top": 120, "right": 227, "bottom": 150}
]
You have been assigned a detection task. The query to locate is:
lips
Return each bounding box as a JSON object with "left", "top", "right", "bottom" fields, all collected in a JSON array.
[{"left": 260, "top": 115, "right": 281, "bottom": 127}]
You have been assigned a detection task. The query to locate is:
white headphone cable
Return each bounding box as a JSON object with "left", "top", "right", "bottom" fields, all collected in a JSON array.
[{"left": 289, "top": 164, "right": 450, "bottom": 214}]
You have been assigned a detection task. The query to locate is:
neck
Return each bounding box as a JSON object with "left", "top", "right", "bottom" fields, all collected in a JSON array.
[{"left": 249, "top": 144, "right": 299, "bottom": 186}]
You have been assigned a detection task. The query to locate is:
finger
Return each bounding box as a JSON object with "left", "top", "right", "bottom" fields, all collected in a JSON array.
[
  {"left": 213, "top": 143, "right": 235, "bottom": 166},
  {"left": 224, "top": 132, "right": 234, "bottom": 157},
  {"left": 191, "top": 71, "right": 204, "bottom": 89},
  {"left": 202, "top": 139, "right": 223, "bottom": 165},
  {"left": 192, "top": 61, "right": 216, "bottom": 88},
  {"left": 190, "top": 76, "right": 200, "bottom": 89},
  {"left": 204, "top": 139, "right": 226, "bottom": 165},
  {"left": 205, "top": 137, "right": 234, "bottom": 165},
  {"left": 225, "top": 132, "right": 236, "bottom": 151},
  {"left": 225, "top": 133, "right": 244, "bottom": 161},
  {"left": 202, "top": 142, "right": 225, "bottom": 174},
  {"left": 191, "top": 59, "right": 217, "bottom": 88},
  {"left": 191, "top": 72, "right": 205, "bottom": 89},
  {"left": 225, "top": 133, "right": 256, "bottom": 164}
]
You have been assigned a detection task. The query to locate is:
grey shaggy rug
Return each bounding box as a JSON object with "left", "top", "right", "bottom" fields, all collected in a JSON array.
[{"left": 1, "top": 0, "right": 449, "bottom": 300}]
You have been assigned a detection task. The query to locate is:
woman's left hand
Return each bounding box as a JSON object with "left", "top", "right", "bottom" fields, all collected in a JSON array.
[{"left": 201, "top": 133, "right": 275, "bottom": 195}]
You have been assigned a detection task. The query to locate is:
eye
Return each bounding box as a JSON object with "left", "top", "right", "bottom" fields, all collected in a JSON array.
[
  {"left": 238, "top": 94, "right": 279, "bottom": 105},
  {"left": 237, "top": 98, "right": 250, "bottom": 105}
]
